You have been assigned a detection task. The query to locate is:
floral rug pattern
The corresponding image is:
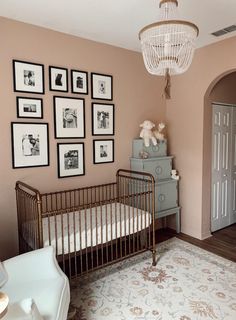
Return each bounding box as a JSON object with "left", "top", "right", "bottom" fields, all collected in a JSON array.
[{"left": 70, "top": 238, "right": 236, "bottom": 320}]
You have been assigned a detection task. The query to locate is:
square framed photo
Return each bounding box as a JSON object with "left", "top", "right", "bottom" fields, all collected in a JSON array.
[
  {"left": 11, "top": 122, "right": 49, "bottom": 169},
  {"left": 71, "top": 70, "right": 88, "bottom": 94},
  {"left": 91, "top": 73, "right": 113, "bottom": 100},
  {"left": 92, "top": 103, "right": 114, "bottom": 135},
  {"left": 57, "top": 143, "right": 85, "bottom": 178},
  {"left": 13, "top": 60, "right": 44, "bottom": 94},
  {"left": 93, "top": 139, "right": 114, "bottom": 164},
  {"left": 54, "top": 96, "right": 85, "bottom": 139},
  {"left": 16, "top": 97, "right": 43, "bottom": 119},
  {"left": 49, "top": 66, "right": 68, "bottom": 92}
]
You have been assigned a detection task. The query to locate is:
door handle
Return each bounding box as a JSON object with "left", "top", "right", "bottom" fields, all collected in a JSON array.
[{"left": 223, "top": 174, "right": 227, "bottom": 177}]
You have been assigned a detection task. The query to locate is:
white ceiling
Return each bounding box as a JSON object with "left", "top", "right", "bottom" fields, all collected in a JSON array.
[{"left": 1, "top": 0, "right": 236, "bottom": 52}]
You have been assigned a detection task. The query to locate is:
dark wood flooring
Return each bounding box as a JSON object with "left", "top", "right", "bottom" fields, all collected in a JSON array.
[{"left": 156, "top": 224, "right": 236, "bottom": 262}]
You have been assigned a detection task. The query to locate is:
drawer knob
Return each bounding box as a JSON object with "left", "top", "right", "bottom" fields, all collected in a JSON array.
[
  {"left": 159, "top": 194, "right": 165, "bottom": 202},
  {"left": 155, "top": 166, "right": 163, "bottom": 175},
  {"left": 152, "top": 145, "right": 159, "bottom": 152}
]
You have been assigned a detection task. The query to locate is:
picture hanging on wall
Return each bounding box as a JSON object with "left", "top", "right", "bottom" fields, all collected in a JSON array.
[
  {"left": 54, "top": 96, "right": 85, "bottom": 138},
  {"left": 49, "top": 66, "right": 68, "bottom": 92},
  {"left": 71, "top": 70, "right": 88, "bottom": 94},
  {"left": 93, "top": 139, "right": 114, "bottom": 164},
  {"left": 11, "top": 122, "right": 49, "bottom": 169},
  {"left": 92, "top": 102, "right": 114, "bottom": 135},
  {"left": 16, "top": 97, "right": 43, "bottom": 119},
  {"left": 57, "top": 142, "right": 85, "bottom": 178},
  {"left": 91, "top": 72, "right": 113, "bottom": 100},
  {"left": 13, "top": 60, "right": 45, "bottom": 94}
]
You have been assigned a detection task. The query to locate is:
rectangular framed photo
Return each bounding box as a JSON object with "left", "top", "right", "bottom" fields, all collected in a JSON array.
[
  {"left": 13, "top": 60, "right": 44, "bottom": 94},
  {"left": 57, "top": 143, "right": 85, "bottom": 178},
  {"left": 54, "top": 96, "right": 85, "bottom": 139},
  {"left": 91, "top": 72, "right": 113, "bottom": 100},
  {"left": 16, "top": 97, "right": 43, "bottom": 119},
  {"left": 71, "top": 70, "right": 88, "bottom": 94},
  {"left": 49, "top": 66, "right": 68, "bottom": 92},
  {"left": 92, "top": 103, "right": 114, "bottom": 135},
  {"left": 93, "top": 139, "right": 114, "bottom": 164},
  {"left": 11, "top": 122, "right": 49, "bottom": 169}
]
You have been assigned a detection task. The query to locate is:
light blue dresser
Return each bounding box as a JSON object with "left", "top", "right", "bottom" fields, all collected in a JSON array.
[{"left": 130, "top": 138, "right": 181, "bottom": 233}]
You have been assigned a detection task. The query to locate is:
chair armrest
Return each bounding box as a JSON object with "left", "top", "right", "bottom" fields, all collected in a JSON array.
[{"left": 3, "top": 247, "right": 65, "bottom": 284}]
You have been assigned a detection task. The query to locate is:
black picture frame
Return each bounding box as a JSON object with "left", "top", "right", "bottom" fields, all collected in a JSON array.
[
  {"left": 49, "top": 66, "right": 68, "bottom": 92},
  {"left": 13, "top": 60, "right": 45, "bottom": 94},
  {"left": 93, "top": 139, "right": 114, "bottom": 164},
  {"left": 11, "top": 122, "right": 49, "bottom": 169},
  {"left": 54, "top": 96, "right": 85, "bottom": 139},
  {"left": 91, "top": 72, "right": 113, "bottom": 101},
  {"left": 57, "top": 142, "right": 85, "bottom": 178},
  {"left": 92, "top": 102, "right": 115, "bottom": 136},
  {"left": 16, "top": 97, "right": 43, "bottom": 119},
  {"left": 71, "top": 69, "right": 88, "bottom": 95}
]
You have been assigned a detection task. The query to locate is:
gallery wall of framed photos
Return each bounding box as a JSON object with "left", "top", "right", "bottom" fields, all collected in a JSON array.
[{"left": 11, "top": 59, "right": 115, "bottom": 178}]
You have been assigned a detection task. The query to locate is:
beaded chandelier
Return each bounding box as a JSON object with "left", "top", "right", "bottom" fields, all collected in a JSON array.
[{"left": 139, "top": 0, "right": 199, "bottom": 97}]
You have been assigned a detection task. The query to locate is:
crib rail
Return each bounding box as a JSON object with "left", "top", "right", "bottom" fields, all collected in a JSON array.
[{"left": 16, "top": 169, "right": 156, "bottom": 279}]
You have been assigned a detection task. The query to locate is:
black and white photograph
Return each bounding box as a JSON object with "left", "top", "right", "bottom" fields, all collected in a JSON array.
[
  {"left": 11, "top": 122, "right": 49, "bottom": 168},
  {"left": 57, "top": 143, "right": 85, "bottom": 178},
  {"left": 92, "top": 103, "right": 114, "bottom": 135},
  {"left": 16, "top": 97, "right": 43, "bottom": 118},
  {"left": 54, "top": 96, "right": 85, "bottom": 138},
  {"left": 91, "top": 73, "right": 113, "bottom": 100},
  {"left": 49, "top": 66, "right": 68, "bottom": 92},
  {"left": 13, "top": 60, "right": 44, "bottom": 94},
  {"left": 71, "top": 70, "right": 88, "bottom": 94},
  {"left": 93, "top": 139, "right": 114, "bottom": 164}
]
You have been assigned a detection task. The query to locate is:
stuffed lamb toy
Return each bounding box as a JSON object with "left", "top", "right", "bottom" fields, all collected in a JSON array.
[{"left": 139, "top": 120, "right": 157, "bottom": 147}]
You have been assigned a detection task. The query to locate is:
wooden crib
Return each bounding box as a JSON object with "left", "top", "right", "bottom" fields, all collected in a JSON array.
[{"left": 15, "top": 169, "right": 156, "bottom": 279}]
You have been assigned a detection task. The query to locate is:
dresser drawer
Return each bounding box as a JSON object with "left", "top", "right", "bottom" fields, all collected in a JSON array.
[
  {"left": 132, "top": 138, "right": 167, "bottom": 158},
  {"left": 155, "top": 180, "right": 178, "bottom": 211},
  {"left": 130, "top": 157, "right": 172, "bottom": 180}
]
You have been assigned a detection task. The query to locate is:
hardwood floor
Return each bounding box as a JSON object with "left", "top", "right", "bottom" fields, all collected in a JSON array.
[{"left": 157, "top": 224, "right": 236, "bottom": 262}]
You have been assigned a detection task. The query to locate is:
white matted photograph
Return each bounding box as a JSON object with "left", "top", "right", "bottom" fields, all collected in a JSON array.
[
  {"left": 49, "top": 66, "right": 68, "bottom": 92},
  {"left": 91, "top": 73, "right": 113, "bottom": 100},
  {"left": 11, "top": 122, "right": 49, "bottom": 168},
  {"left": 13, "top": 60, "right": 44, "bottom": 94},
  {"left": 54, "top": 96, "right": 85, "bottom": 138},
  {"left": 57, "top": 143, "right": 85, "bottom": 178},
  {"left": 16, "top": 97, "right": 43, "bottom": 118},
  {"left": 71, "top": 70, "right": 88, "bottom": 94},
  {"left": 92, "top": 103, "right": 114, "bottom": 135},
  {"left": 93, "top": 139, "right": 114, "bottom": 164}
]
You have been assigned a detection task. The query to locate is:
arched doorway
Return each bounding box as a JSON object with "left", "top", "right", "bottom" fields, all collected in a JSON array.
[{"left": 202, "top": 70, "right": 236, "bottom": 237}]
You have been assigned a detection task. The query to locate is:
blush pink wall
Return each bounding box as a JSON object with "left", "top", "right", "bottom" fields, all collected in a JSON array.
[
  {"left": 166, "top": 36, "right": 236, "bottom": 239},
  {"left": 0, "top": 17, "right": 166, "bottom": 260}
]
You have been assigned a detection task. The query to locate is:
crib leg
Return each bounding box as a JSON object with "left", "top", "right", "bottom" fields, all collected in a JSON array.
[{"left": 152, "top": 249, "right": 157, "bottom": 266}]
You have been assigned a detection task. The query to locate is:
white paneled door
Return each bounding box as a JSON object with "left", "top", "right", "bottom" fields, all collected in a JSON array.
[
  {"left": 232, "top": 109, "right": 236, "bottom": 224},
  {"left": 211, "top": 103, "right": 236, "bottom": 232}
]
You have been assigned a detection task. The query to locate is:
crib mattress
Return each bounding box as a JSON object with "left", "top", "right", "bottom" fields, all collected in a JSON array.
[{"left": 24, "top": 202, "right": 151, "bottom": 255}]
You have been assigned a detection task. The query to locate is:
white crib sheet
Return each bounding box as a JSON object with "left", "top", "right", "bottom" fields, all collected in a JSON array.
[{"left": 26, "top": 202, "right": 151, "bottom": 255}]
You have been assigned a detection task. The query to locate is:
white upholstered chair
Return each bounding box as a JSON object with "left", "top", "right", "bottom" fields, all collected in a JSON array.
[{"left": 1, "top": 246, "right": 70, "bottom": 319}]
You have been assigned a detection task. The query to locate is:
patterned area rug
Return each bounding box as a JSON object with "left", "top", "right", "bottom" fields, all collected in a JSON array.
[{"left": 70, "top": 238, "right": 236, "bottom": 320}]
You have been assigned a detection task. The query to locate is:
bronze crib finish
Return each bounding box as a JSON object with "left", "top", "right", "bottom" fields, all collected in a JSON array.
[{"left": 15, "top": 169, "right": 156, "bottom": 279}]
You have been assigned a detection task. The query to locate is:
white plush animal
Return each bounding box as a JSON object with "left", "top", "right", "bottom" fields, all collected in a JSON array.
[
  {"left": 139, "top": 120, "right": 157, "bottom": 147},
  {"left": 153, "top": 122, "right": 166, "bottom": 141}
]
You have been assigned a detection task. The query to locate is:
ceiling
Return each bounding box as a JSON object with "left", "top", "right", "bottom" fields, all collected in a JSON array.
[{"left": 1, "top": 0, "right": 236, "bottom": 52}]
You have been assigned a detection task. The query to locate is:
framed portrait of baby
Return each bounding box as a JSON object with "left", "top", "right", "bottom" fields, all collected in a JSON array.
[
  {"left": 11, "top": 122, "right": 49, "bottom": 168},
  {"left": 49, "top": 66, "right": 68, "bottom": 92},
  {"left": 13, "top": 60, "right": 45, "bottom": 94},
  {"left": 91, "top": 72, "right": 113, "bottom": 101},
  {"left": 54, "top": 96, "right": 85, "bottom": 138}
]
